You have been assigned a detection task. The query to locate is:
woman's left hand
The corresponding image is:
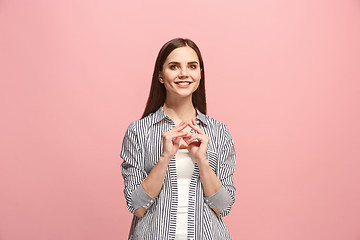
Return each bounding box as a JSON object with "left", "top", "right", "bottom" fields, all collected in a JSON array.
[{"left": 183, "top": 119, "right": 209, "bottom": 162}]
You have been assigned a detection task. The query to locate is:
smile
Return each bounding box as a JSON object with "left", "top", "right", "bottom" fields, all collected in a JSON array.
[{"left": 175, "top": 81, "right": 192, "bottom": 87}]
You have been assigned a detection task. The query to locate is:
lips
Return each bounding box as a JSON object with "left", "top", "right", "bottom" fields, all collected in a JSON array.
[{"left": 175, "top": 81, "right": 192, "bottom": 86}]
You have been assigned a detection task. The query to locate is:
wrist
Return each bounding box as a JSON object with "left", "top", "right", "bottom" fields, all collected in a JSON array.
[
  {"left": 159, "top": 154, "right": 172, "bottom": 163},
  {"left": 196, "top": 157, "right": 209, "bottom": 166}
]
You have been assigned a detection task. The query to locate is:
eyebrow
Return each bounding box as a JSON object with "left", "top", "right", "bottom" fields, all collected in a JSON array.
[{"left": 167, "top": 61, "right": 199, "bottom": 65}]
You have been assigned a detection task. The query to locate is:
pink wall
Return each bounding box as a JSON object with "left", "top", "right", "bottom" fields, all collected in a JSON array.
[{"left": 1, "top": 0, "right": 360, "bottom": 239}]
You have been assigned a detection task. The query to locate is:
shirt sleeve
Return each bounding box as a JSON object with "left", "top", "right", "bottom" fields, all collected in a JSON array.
[
  {"left": 204, "top": 124, "right": 236, "bottom": 217},
  {"left": 120, "top": 121, "right": 155, "bottom": 214}
]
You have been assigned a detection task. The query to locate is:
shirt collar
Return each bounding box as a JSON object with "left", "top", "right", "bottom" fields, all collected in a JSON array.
[{"left": 152, "top": 105, "right": 208, "bottom": 126}]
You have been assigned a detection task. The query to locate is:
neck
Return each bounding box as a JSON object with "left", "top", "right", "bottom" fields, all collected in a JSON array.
[{"left": 163, "top": 95, "right": 197, "bottom": 123}]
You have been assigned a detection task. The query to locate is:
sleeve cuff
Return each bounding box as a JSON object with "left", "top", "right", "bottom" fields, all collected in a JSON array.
[
  {"left": 204, "top": 185, "right": 232, "bottom": 212},
  {"left": 131, "top": 184, "right": 156, "bottom": 210}
]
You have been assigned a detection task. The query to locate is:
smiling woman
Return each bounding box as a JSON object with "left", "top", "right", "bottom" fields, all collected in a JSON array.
[
  {"left": 120, "top": 38, "right": 236, "bottom": 239},
  {"left": 159, "top": 46, "right": 201, "bottom": 93}
]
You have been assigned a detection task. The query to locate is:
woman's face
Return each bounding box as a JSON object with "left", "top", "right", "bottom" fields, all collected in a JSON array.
[{"left": 159, "top": 46, "right": 201, "bottom": 99}]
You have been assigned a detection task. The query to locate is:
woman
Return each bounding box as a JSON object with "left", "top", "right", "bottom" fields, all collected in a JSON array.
[{"left": 120, "top": 38, "right": 236, "bottom": 239}]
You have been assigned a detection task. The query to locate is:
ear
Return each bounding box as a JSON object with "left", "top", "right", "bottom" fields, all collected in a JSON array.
[{"left": 159, "top": 72, "right": 164, "bottom": 84}]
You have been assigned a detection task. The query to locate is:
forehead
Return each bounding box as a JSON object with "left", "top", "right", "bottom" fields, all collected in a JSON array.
[{"left": 165, "top": 46, "right": 199, "bottom": 63}]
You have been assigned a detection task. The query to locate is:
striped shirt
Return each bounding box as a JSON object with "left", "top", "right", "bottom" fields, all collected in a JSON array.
[{"left": 120, "top": 106, "right": 236, "bottom": 240}]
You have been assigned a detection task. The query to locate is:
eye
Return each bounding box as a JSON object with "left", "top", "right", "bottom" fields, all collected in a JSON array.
[
  {"left": 189, "top": 64, "right": 197, "bottom": 69},
  {"left": 169, "top": 65, "right": 178, "bottom": 70}
]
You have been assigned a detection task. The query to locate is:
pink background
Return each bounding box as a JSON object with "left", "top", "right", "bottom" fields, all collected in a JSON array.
[{"left": 1, "top": 0, "right": 360, "bottom": 239}]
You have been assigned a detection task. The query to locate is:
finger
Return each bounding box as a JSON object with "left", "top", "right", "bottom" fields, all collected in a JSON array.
[
  {"left": 169, "top": 121, "right": 186, "bottom": 131},
  {"left": 164, "top": 131, "right": 188, "bottom": 143},
  {"left": 183, "top": 138, "right": 198, "bottom": 145},
  {"left": 186, "top": 138, "right": 201, "bottom": 147},
  {"left": 164, "top": 122, "right": 187, "bottom": 137},
  {"left": 173, "top": 136, "right": 182, "bottom": 145},
  {"left": 187, "top": 133, "right": 209, "bottom": 143},
  {"left": 188, "top": 119, "right": 205, "bottom": 135},
  {"left": 183, "top": 134, "right": 204, "bottom": 144},
  {"left": 169, "top": 131, "right": 191, "bottom": 140},
  {"left": 192, "top": 119, "right": 204, "bottom": 133},
  {"left": 183, "top": 132, "right": 199, "bottom": 140},
  {"left": 169, "top": 121, "right": 188, "bottom": 133}
]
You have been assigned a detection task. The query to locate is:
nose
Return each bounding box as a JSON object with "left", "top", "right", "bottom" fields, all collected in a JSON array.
[{"left": 178, "top": 67, "right": 189, "bottom": 79}]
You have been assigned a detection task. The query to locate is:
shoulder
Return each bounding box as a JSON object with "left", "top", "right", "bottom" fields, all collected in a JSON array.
[
  {"left": 124, "top": 112, "right": 158, "bottom": 135},
  {"left": 201, "top": 113, "right": 232, "bottom": 138}
]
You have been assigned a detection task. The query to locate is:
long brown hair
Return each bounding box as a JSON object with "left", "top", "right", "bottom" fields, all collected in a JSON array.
[{"left": 141, "top": 38, "right": 206, "bottom": 119}]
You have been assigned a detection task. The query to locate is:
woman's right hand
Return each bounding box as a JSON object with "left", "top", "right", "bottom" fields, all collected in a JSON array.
[{"left": 161, "top": 121, "right": 191, "bottom": 160}]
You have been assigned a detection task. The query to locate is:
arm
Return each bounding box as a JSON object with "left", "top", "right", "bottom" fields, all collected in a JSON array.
[
  {"left": 207, "top": 124, "right": 236, "bottom": 217},
  {"left": 184, "top": 120, "right": 236, "bottom": 217},
  {"left": 121, "top": 121, "right": 191, "bottom": 218},
  {"left": 120, "top": 122, "right": 154, "bottom": 217},
  {"left": 135, "top": 154, "right": 170, "bottom": 217},
  {"left": 197, "top": 159, "right": 222, "bottom": 216}
]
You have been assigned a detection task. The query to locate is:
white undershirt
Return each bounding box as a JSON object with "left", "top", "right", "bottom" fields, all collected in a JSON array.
[{"left": 174, "top": 148, "right": 195, "bottom": 240}]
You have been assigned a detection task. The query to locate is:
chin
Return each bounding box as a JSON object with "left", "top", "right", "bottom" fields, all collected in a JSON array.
[
  {"left": 173, "top": 91, "right": 195, "bottom": 98},
  {"left": 176, "top": 93, "right": 194, "bottom": 98}
]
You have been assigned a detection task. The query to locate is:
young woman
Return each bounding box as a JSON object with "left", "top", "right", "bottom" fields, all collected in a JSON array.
[{"left": 120, "top": 38, "right": 236, "bottom": 239}]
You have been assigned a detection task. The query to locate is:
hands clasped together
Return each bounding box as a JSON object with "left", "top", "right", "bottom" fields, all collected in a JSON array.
[{"left": 161, "top": 119, "right": 209, "bottom": 163}]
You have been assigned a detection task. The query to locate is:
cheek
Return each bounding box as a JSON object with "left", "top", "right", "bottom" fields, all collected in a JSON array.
[
  {"left": 163, "top": 77, "right": 175, "bottom": 85},
  {"left": 163, "top": 70, "right": 177, "bottom": 79},
  {"left": 192, "top": 78, "right": 201, "bottom": 90},
  {"left": 193, "top": 81, "right": 201, "bottom": 89},
  {"left": 191, "top": 71, "right": 201, "bottom": 80}
]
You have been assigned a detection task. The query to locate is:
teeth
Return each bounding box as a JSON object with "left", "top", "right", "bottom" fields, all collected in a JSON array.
[{"left": 177, "top": 82, "right": 190, "bottom": 85}]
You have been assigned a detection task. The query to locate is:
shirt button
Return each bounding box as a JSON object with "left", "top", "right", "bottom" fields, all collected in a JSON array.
[
  {"left": 146, "top": 203, "right": 150, "bottom": 207},
  {"left": 209, "top": 202, "right": 212, "bottom": 205},
  {"left": 150, "top": 200, "right": 154, "bottom": 203},
  {"left": 205, "top": 199, "right": 209, "bottom": 202}
]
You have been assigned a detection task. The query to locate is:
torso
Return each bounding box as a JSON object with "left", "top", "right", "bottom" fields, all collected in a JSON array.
[{"left": 121, "top": 106, "right": 234, "bottom": 239}]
